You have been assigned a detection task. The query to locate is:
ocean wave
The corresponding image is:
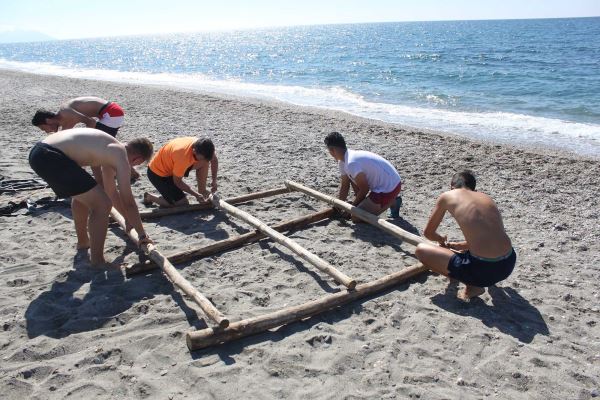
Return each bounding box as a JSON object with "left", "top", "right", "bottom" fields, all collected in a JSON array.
[{"left": 1, "top": 58, "right": 599, "bottom": 156}]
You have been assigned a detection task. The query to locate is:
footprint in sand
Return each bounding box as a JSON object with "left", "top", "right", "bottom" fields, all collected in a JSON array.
[{"left": 6, "top": 278, "right": 29, "bottom": 287}]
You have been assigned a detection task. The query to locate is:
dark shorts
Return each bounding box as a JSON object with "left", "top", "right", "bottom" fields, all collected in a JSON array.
[
  {"left": 368, "top": 182, "right": 402, "bottom": 207},
  {"left": 95, "top": 121, "right": 119, "bottom": 137},
  {"left": 28, "top": 142, "right": 97, "bottom": 198},
  {"left": 448, "top": 249, "right": 516, "bottom": 287},
  {"left": 147, "top": 167, "right": 185, "bottom": 204}
]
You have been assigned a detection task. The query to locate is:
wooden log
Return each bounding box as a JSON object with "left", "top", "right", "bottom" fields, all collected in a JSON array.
[
  {"left": 186, "top": 262, "right": 427, "bottom": 351},
  {"left": 139, "top": 187, "right": 292, "bottom": 220},
  {"left": 110, "top": 208, "right": 229, "bottom": 329},
  {"left": 126, "top": 208, "right": 335, "bottom": 276},
  {"left": 212, "top": 195, "right": 357, "bottom": 290},
  {"left": 284, "top": 180, "right": 431, "bottom": 247}
]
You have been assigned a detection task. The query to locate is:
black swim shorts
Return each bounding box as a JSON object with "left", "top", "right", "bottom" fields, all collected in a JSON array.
[
  {"left": 147, "top": 167, "right": 186, "bottom": 204},
  {"left": 95, "top": 121, "right": 119, "bottom": 137},
  {"left": 447, "top": 249, "right": 516, "bottom": 287},
  {"left": 28, "top": 142, "right": 97, "bottom": 198}
]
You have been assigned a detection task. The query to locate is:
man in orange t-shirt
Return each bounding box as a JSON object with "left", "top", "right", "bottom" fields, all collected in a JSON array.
[{"left": 143, "top": 137, "right": 218, "bottom": 207}]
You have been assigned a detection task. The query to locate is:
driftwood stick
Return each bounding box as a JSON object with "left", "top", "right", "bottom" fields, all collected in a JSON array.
[
  {"left": 140, "top": 186, "right": 292, "bottom": 220},
  {"left": 126, "top": 208, "right": 335, "bottom": 276},
  {"left": 110, "top": 208, "right": 229, "bottom": 329},
  {"left": 285, "top": 180, "right": 431, "bottom": 247},
  {"left": 212, "top": 195, "right": 357, "bottom": 290},
  {"left": 186, "top": 262, "right": 427, "bottom": 351}
]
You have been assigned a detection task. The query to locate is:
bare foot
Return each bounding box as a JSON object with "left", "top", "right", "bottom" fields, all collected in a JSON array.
[
  {"left": 76, "top": 241, "right": 90, "bottom": 250},
  {"left": 130, "top": 168, "right": 140, "bottom": 183},
  {"left": 457, "top": 285, "right": 485, "bottom": 302},
  {"left": 142, "top": 192, "right": 153, "bottom": 206}
]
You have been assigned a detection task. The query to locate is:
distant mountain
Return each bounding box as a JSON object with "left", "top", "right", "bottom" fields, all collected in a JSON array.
[{"left": 0, "top": 30, "right": 55, "bottom": 44}]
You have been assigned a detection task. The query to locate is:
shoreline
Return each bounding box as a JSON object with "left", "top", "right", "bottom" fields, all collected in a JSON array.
[
  {"left": 1, "top": 69, "right": 599, "bottom": 399},
  {"left": 1, "top": 66, "right": 598, "bottom": 162}
]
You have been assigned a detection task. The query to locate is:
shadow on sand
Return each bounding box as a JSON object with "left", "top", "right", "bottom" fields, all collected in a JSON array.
[
  {"left": 430, "top": 282, "right": 549, "bottom": 343},
  {"left": 25, "top": 250, "right": 207, "bottom": 339},
  {"left": 340, "top": 215, "right": 420, "bottom": 256},
  {"left": 190, "top": 273, "right": 430, "bottom": 364}
]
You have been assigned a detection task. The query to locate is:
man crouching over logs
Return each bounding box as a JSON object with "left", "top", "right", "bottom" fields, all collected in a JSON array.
[
  {"left": 143, "top": 137, "right": 218, "bottom": 207},
  {"left": 324, "top": 131, "right": 402, "bottom": 221},
  {"left": 415, "top": 170, "right": 516, "bottom": 301},
  {"left": 28, "top": 128, "right": 154, "bottom": 266}
]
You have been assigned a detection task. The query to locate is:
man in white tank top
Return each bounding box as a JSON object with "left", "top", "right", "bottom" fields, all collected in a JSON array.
[{"left": 324, "top": 132, "right": 402, "bottom": 221}]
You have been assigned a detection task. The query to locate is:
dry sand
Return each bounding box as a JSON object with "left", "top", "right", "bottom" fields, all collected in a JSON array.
[{"left": 0, "top": 69, "right": 599, "bottom": 399}]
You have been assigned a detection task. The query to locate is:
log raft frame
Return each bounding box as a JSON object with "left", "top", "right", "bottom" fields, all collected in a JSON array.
[{"left": 111, "top": 183, "right": 428, "bottom": 351}]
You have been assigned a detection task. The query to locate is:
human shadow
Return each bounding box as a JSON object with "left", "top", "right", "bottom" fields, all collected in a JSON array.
[
  {"left": 341, "top": 216, "right": 418, "bottom": 257},
  {"left": 385, "top": 216, "right": 421, "bottom": 236},
  {"left": 190, "top": 273, "right": 428, "bottom": 362},
  {"left": 430, "top": 284, "right": 549, "bottom": 343},
  {"left": 25, "top": 250, "right": 205, "bottom": 338},
  {"left": 151, "top": 211, "right": 244, "bottom": 241},
  {"left": 256, "top": 240, "right": 339, "bottom": 294},
  {"left": 135, "top": 210, "right": 337, "bottom": 275}
]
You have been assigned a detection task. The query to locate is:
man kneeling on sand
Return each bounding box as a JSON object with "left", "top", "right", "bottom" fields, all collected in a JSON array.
[
  {"left": 415, "top": 170, "right": 516, "bottom": 301},
  {"left": 143, "top": 137, "right": 218, "bottom": 207},
  {"left": 324, "top": 131, "right": 402, "bottom": 220},
  {"left": 28, "top": 128, "right": 153, "bottom": 266}
]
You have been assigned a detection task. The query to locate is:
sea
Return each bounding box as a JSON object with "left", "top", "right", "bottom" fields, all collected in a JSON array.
[{"left": 1, "top": 17, "right": 599, "bottom": 157}]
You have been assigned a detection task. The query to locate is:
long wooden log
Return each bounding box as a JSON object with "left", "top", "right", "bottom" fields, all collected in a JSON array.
[
  {"left": 212, "top": 195, "right": 357, "bottom": 290},
  {"left": 110, "top": 208, "right": 229, "bottom": 329},
  {"left": 126, "top": 208, "right": 335, "bottom": 276},
  {"left": 140, "top": 187, "right": 291, "bottom": 220},
  {"left": 285, "top": 180, "right": 431, "bottom": 247},
  {"left": 186, "top": 262, "right": 427, "bottom": 351}
]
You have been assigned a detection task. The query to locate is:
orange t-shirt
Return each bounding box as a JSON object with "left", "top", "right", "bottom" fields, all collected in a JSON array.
[{"left": 148, "top": 137, "right": 196, "bottom": 177}]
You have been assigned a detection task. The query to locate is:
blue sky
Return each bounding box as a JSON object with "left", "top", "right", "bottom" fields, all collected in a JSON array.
[{"left": 1, "top": 0, "right": 598, "bottom": 39}]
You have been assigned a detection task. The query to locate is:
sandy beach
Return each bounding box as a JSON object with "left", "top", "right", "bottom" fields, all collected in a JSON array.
[{"left": 0, "top": 69, "right": 599, "bottom": 399}]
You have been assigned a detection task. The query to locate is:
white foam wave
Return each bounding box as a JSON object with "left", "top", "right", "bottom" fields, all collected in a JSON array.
[{"left": 2, "top": 59, "right": 599, "bottom": 156}]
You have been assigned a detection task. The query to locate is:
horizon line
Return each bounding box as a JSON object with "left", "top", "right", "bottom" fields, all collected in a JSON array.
[{"left": 1, "top": 15, "right": 598, "bottom": 43}]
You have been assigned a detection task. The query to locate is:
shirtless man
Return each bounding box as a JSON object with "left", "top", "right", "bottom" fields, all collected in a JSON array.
[
  {"left": 324, "top": 131, "right": 402, "bottom": 221},
  {"left": 32, "top": 96, "right": 125, "bottom": 137},
  {"left": 32, "top": 97, "right": 140, "bottom": 181},
  {"left": 28, "top": 128, "right": 153, "bottom": 266},
  {"left": 415, "top": 170, "right": 516, "bottom": 301},
  {"left": 143, "top": 137, "right": 218, "bottom": 207}
]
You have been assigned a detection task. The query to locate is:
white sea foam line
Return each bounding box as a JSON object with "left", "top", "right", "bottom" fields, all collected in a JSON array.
[{"left": 1, "top": 59, "right": 599, "bottom": 155}]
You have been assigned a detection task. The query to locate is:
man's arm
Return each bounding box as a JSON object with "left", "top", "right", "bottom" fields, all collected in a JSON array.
[
  {"left": 350, "top": 172, "right": 370, "bottom": 206},
  {"left": 195, "top": 164, "right": 211, "bottom": 199},
  {"left": 423, "top": 194, "right": 449, "bottom": 246},
  {"left": 338, "top": 175, "right": 351, "bottom": 201},
  {"left": 101, "top": 166, "right": 125, "bottom": 215},
  {"left": 446, "top": 241, "right": 469, "bottom": 251},
  {"left": 91, "top": 166, "right": 104, "bottom": 187},
  {"left": 59, "top": 108, "right": 97, "bottom": 129},
  {"left": 174, "top": 175, "right": 206, "bottom": 203},
  {"left": 112, "top": 148, "right": 149, "bottom": 242},
  {"left": 210, "top": 153, "right": 218, "bottom": 193}
]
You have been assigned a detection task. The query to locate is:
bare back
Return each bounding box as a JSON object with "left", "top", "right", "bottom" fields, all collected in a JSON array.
[
  {"left": 62, "top": 96, "right": 108, "bottom": 117},
  {"left": 42, "top": 128, "right": 127, "bottom": 171},
  {"left": 443, "top": 189, "right": 512, "bottom": 258}
]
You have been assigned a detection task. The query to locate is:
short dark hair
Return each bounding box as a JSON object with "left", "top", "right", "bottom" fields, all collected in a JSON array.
[
  {"left": 193, "top": 138, "right": 215, "bottom": 161},
  {"left": 324, "top": 132, "right": 347, "bottom": 150},
  {"left": 32, "top": 110, "right": 57, "bottom": 126},
  {"left": 451, "top": 170, "right": 476, "bottom": 190},
  {"left": 127, "top": 138, "right": 153, "bottom": 161}
]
